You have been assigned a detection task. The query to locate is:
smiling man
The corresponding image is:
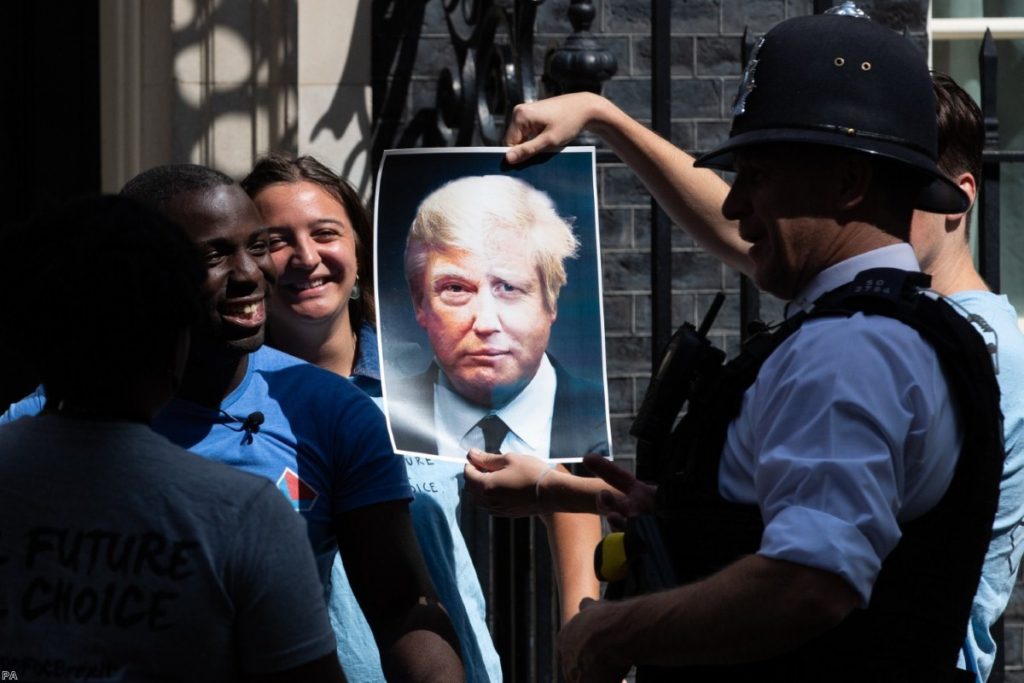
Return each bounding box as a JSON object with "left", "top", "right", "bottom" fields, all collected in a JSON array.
[
  {"left": 387, "top": 174, "right": 607, "bottom": 461},
  {"left": 2, "top": 165, "right": 465, "bottom": 683}
]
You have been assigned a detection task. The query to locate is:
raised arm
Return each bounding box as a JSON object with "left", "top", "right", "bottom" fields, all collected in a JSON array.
[
  {"left": 335, "top": 500, "right": 464, "bottom": 683},
  {"left": 504, "top": 92, "right": 753, "bottom": 277}
]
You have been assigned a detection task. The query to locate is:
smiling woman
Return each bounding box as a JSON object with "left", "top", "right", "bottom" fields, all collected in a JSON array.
[
  {"left": 242, "top": 156, "right": 373, "bottom": 379},
  {"left": 241, "top": 155, "right": 503, "bottom": 683}
]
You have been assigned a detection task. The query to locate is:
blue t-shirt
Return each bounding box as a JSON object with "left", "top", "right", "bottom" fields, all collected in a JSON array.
[
  {"left": 326, "top": 325, "right": 502, "bottom": 682},
  {"left": 0, "top": 346, "right": 413, "bottom": 585},
  {"left": 950, "top": 292, "right": 1024, "bottom": 682}
]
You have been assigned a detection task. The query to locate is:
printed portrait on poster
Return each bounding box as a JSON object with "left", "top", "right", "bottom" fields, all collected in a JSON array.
[{"left": 374, "top": 147, "right": 611, "bottom": 464}]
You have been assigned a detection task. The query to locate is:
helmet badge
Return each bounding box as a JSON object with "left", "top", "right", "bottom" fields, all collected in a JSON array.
[
  {"left": 732, "top": 36, "right": 765, "bottom": 118},
  {"left": 824, "top": 1, "right": 869, "bottom": 18}
]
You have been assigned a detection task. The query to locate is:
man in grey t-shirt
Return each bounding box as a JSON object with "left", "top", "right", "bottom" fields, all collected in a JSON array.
[{"left": 0, "top": 196, "right": 342, "bottom": 682}]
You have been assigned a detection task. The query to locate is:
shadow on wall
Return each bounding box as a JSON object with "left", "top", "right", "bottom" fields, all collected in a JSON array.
[
  {"left": 369, "top": 0, "right": 429, "bottom": 169},
  {"left": 308, "top": 0, "right": 381, "bottom": 197},
  {"left": 171, "top": 0, "right": 299, "bottom": 174}
]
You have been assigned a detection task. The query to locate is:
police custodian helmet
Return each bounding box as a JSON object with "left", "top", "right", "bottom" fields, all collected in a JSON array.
[{"left": 694, "top": 3, "right": 970, "bottom": 214}]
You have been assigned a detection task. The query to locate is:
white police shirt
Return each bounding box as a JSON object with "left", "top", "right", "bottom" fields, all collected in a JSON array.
[
  {"left": 434, "top": 353, "right": 557, "bottom": 459},
  {"left": 719, "top": 243, "right": 963, "bottom": 605}
]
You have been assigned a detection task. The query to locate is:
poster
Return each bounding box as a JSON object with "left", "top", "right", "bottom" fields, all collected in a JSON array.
[{"left": 374, "top": 147, "right": 611, "bottom": 463}]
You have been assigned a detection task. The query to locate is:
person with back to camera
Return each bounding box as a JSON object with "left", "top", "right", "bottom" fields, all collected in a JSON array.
[
  {"left": 0, "top": 195, "right": 343, "bottom": 682},
  {"left": 1, "top": 166, "right": 464, "bottom": 683},
  {"left": 472, "top": 7, "right": 1007, "bottom": 681},
  {"left": 468, "top": 17, "right": 1024, "bottom": 683},
  {"left": 241, "top": 157, "right": 602, "bottom": 681}
]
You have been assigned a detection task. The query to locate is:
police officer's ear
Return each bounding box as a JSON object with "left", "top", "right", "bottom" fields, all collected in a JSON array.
[
  {"left": 946, "top": 171, "right": 977, "bottom": 221},
  {"left": 834, "top": 152, "right": 874, "bottom": 213}
]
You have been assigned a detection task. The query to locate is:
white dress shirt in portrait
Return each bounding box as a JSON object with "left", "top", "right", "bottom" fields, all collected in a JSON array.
[{"left": 433, "top": 354, "right": 557, "bottom": 460}]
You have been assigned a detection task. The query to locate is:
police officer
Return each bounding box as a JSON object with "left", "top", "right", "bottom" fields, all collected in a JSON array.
[{"left": 549, "top": 10, "right": 1003, "bottom": 683}]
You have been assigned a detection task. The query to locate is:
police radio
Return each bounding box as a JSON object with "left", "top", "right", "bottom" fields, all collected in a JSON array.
[
  {"left": 596, "top": 293, "right": 728, "bottom": 597},
  {"left": 631, "top": 292, "right": 727, "bottom": 480}
]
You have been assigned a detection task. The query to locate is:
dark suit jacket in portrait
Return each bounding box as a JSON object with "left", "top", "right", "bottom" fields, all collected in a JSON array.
[{"left": 386, "top": 354, "right": 609, "bottom": 460}]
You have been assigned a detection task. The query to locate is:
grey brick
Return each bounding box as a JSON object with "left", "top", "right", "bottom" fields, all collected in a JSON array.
[
  {"left": 697, "top": 36, "right": 742, "bottom": 76},
  {"left": 720, "top": 76, "right": 741, "bottom": 114},
  {"left": 534, "top": 42, "right": 553, "bottom": 81},
  {"left": 422, "top": 0, "right": 449, "bottom": 34},
  {"left": 636, "top": 293, "right": 694, "bottom": 332},
  {"left": 696, "top": 120, "right": 732, "bottom": 152},
  {"left": 1006, "top": 624, "right": 1024, "bottom": 668},
  {"left": 602, "top": 250, "right": 721, "bottom": 291},
  {"left": 603, "top": 295, "right": 634, "bottom": 333},
  {"left": 670, "top": 250, "right": 724, "bottom": 289},
  {"left": 408, "top": 79, "right": 439, "bottom": 115},
  {"left": 670, "top": 78, "right": 721, "bottom": 118},
  {"left": 747, "top": 287, "right": 787, "bottom": 325},
  {"left": 633, "top": 207, "right": 703, "bottom": 251},
  {"left": 605, "top": 334, "right": 651, "bottom": 374},
  {"left": 602, "top": 164, "right": 651, "bottom": 206},
  {"left": 1006, "top": 584, "right": 1024, "bottom": 619},
  {"left": 785, "top": 0, "right": 814, "bottom": 18},
  {"left": 412, "top": 37, "right": 460, "bottom": 78},
  {"left": 858, "top": 0, "right": 927, "bottom": 33},
  {"left": 603, "top": 78, "right": 652, "bottom": 119},
  {"left": 603, "top": 251, "right": 651, "bottom": 291},
  {"left": 600, "top": 207, "right": 634, "bottom": 248},
  {"left": 633, "top": 36, "right": 695, "bottom": 77},
  {"left": 537, "top": 0, "right": 604, "bottom": 34},
  {"left": 535, "top": 0, "right": 567, "bottom": 34},
  {"left": 724, "top": 266, "right": 743, "bottom": 287},
  {"left": 672, "top": 0, "right": 722, "bottom": 33},
  {"left": 670, "top": 121, "right": 697, "bottom": 152},
  {"left": 610, "top": 417, "right": 639, "bottom": 455},
  {"left": 607, "top": 377, "right": 635, "bottom": 413},
  {"left": 605, "top": 0, "right": 650, "bottom": 33},
  {"left": 671, "top": 220, "right": 698, "bottom": 249},
  {"left": 633, "top": 208, "right": 652, "bottom": 249},
  {"left": 722, "top": 0, "right": 786, "bottom": 33}
]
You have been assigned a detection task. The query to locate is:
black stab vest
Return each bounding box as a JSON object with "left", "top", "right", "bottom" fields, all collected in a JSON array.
[{"left": 641, "top": 269, "right": 1004, "bottom": 683}]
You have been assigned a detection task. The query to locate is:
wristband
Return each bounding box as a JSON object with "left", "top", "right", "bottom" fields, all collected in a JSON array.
[{"left": 535, "top": 465, "right": 557, "bottom": 501}]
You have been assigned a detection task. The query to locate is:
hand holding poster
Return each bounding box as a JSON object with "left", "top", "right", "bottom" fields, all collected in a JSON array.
[{"left": 374, "top": 147, "right": 611, "bottom": 463}]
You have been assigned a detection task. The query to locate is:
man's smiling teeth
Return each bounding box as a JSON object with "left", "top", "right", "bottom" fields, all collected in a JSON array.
[
  {"left": 225, "top": 302, "right": 261, "bottom": 318},
  {"left": 294, "top": 278, "right": 326, "bottom": 291}
]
